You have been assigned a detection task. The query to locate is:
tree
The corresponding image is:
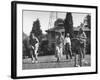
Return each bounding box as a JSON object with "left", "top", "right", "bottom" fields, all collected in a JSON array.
[
  {"left": 84, "top": 14, "right": 91, "bottom": 29},
  {"left": 30, "top": 19, "right": 42, "bottom": 41},
  {"left": 64, "top": 12, "right": 74, "bottom": 38},
  {"left": 23, "top": 32, "right": 30, "bottom": 58}
]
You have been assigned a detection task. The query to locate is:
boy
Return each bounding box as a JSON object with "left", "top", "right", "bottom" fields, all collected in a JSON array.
[{"left": 77, "top": 28, "right": 87, "bottom": 59}]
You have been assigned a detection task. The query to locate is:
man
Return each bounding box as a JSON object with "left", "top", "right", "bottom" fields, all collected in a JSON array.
[
  {"left": 64, "top": 33, "right": 72, "bottom": 59},
  {"left": 30, "top": 33, "right": 39, "bottom": 63},
  {"left": 77, "top": 28, "right": 87, "bottom": 59}
]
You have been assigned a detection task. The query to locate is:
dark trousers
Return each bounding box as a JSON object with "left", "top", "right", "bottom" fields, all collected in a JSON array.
[
  {"left": 65, "top": 43, "right": 72, "bottom": 59},
  {"left": 80, "top": 42, "right": 86, "bottom": 59}
]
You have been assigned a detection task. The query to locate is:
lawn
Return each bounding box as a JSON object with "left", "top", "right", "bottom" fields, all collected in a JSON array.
[{"left": 22, "top": 54, "right": 91, "bottom": 70}]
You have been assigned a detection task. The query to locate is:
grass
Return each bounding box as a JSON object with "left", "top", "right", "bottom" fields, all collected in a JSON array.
[{"left": 22, "top": 54, "right": 91, "bottom": 70}]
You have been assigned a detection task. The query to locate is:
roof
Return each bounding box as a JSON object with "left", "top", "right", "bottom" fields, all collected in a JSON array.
[
  {"left": 73, "top": 27, "right": 90, "bottom": 31},
  {"left": 46, "top": 26, "right": 65, "bottom": 33},
  {"left": 46, "top": 26, "right": 90, "bottom": 33}
]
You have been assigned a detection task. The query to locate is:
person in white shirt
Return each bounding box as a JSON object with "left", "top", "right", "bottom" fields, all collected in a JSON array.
[{"left": 64, "top": 33, "right": 72, "bottom": 59}]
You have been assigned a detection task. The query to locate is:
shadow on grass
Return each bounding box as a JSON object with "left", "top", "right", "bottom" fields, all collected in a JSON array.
[{"left": 23, "top": 60, "right": 72, "bottom": 64}]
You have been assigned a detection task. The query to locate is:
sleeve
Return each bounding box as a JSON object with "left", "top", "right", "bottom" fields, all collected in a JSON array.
[
  {"left": 64, "top": 38, "right": 66, "bottom": 45},
  {"left": 36, "top": 37, "right": 39, "bottom": 43},
  {"left": 69, "top": 38, "right": 71, "bottom": 45},
  {"left": 82, "top": 32, "right": 87, "bottom": 39}
]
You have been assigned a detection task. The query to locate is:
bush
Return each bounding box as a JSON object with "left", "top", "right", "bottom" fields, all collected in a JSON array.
[{"left": 39, "top": 40, "right": 55, "bottom": 56}]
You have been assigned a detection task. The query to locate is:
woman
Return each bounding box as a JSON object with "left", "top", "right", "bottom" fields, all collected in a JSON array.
[
  {"left": 55, "top": 33, "right": 63, "bottom": 62},
  {"left": 29, "top": 32, "right": 39, "bottom": 63}
]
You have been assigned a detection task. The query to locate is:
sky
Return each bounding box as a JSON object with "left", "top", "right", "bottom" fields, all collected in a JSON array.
[{"left": 23, "top": 10, "right": 88, "bottom": 35}]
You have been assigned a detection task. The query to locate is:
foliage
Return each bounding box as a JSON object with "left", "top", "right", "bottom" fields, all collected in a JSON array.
[
  {"left": 85, "top": 15, "right": 91, "bottom": 29},
  {"left": 38, "top": 40, "right": 55, "bottom": 56},
  {"left": 23, "top": 37, "right": 31, "bottom": 58},
  {"left": 31, "top": 19, "right": 43, "bottom": 41}
]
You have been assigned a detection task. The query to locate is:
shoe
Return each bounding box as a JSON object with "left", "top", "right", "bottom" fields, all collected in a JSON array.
[
  {"left": 35, "top": 60, "right": 38, "bottom": 63},
  {"left": 84, "top": 61, "right": 88, "bottom": 65},
  {"left": 75, "top": 64, "right": 80, "bottom": 67},
  {"left": 32, "top": 60, "right": 35, "bottom": 63}
]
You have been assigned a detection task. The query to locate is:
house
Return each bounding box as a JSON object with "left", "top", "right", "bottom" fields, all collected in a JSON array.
[
  {"left": 46, "top": 20, "right": 91, "bottom": 50},
  {"left": 46, "top": 18, "right": 65, "bottom": 47}
]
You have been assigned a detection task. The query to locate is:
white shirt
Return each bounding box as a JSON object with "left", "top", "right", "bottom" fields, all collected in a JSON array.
[{"left": 64, "top": 37, "right": 71, "bottom": 45}]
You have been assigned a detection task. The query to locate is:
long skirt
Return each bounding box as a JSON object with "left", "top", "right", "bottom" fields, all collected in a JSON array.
[{"left": 55, "top": 44, "right": 63, "bottom": 59}]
